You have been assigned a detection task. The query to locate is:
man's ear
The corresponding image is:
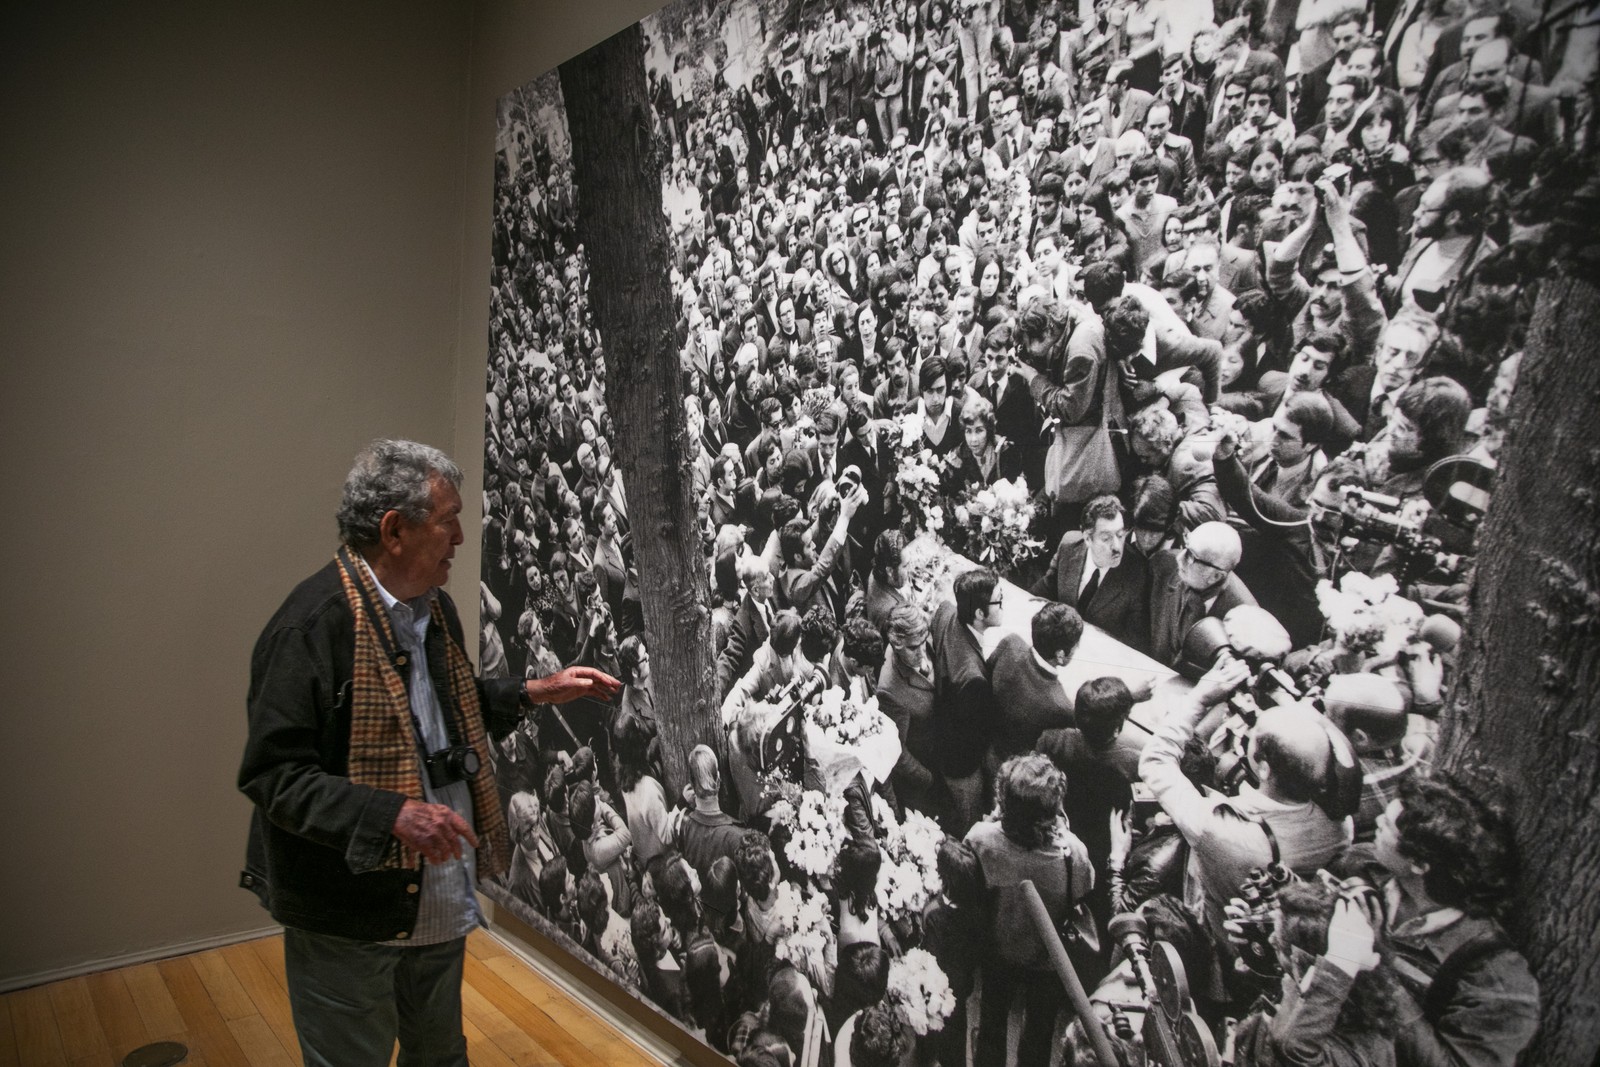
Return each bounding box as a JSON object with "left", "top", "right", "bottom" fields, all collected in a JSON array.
[{"left": 378, "top": 509, "right": 405, "bottom": 552}]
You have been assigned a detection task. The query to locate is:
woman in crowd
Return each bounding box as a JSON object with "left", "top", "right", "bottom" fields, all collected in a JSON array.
[{"left": 947, "top": 393, "right": 1023, "bottom": 494}]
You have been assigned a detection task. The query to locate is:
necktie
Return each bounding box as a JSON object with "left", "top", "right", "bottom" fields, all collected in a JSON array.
[{"left": 1080, "top": 567, "right": 1101, "bottom": 608}]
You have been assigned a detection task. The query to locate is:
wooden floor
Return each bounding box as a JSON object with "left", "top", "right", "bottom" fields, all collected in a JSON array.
[{"left": 0, "top": 931, "right": 662, "bottom": 1067}]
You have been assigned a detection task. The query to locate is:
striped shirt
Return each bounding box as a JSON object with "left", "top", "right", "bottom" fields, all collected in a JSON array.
[{"left": 366, "top": 561, "right": 484, "bottom": 946}]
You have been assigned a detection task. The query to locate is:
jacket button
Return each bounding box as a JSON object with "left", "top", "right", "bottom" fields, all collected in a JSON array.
[
  {"left": 407, "top": 883, "right": 420, "bottom": 894},
  {"left": 395, "top": 931, "right": 409, "bottom": 939}
]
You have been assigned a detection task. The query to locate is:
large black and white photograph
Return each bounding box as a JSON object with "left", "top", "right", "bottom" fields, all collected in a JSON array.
[{"left": 477, "top": 0, "right": 1599, "bottom": 1063}]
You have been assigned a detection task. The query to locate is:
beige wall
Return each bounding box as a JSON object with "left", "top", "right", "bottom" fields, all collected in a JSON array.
[
  {"left": 1, "top": 0, "right": 670, "bottom": 989},
  {"left": 0, "top": 0, "right": 476, "bottom": 984}
]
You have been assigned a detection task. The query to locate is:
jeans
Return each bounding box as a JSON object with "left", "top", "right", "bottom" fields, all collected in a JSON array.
[{"left": 284, "top": 928, "right": 469, "bottom": 1067}]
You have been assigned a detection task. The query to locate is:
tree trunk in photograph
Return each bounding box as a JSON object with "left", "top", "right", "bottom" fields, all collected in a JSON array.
[
  {"left": 1435, "top": 271, "right": 1600, "bottom": 1064},
  {"left": 560, "top": 26, "right": 720, "bottom": 800}
]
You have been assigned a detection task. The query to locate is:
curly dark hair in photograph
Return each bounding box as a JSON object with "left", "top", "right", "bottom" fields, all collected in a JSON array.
[
  {"left": 997, "top": 753, "right": 1067, "bottom": 848},
  {"left": 851, "top": 1001, "right": 911, "bottom": 1067},
  {"left": 1395, "top": 771, "right": 1519, "bottom": 919}
]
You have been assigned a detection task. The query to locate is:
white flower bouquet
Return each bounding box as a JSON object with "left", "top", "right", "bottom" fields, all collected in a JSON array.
[
  {"left": 780, "top": 789, "right": 848, "bottom": 880},
  {"left": 886, "top": 947, "right": 957, "bottom": 1035},
  {"left": 1315, "top": 572, "right": 1425, "bottom": 663},
  {"left": 770, "top": 881, "right": 837, "bottom": 997},
  {"left": 895, "top": 437, "right": 954, "bottom": 538},
  {"left": 869, "top": 796, "right": 946, "bottom": 928},
  {"left": 807, "top": 686, "right": 892, "bottom": 748},
  {"left": 806, "top": 686, "right": 904, "bottom": 795},
  {"left": 875, "top": 853, "right": 933, "bottom": 929},
  {"left": 952, "top": 475, "right": 1044, "bottom": 574}
]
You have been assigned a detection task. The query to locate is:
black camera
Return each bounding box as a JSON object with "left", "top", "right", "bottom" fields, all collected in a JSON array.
[
  {"left": 424, "top": 745, "right": 482, "bottom": 788},
  {"left": 1337, "top": 487, "right": 1468, "bottom": 581},
  {"left": 837, "top": 463, "right": 863, "bottom": 496}
]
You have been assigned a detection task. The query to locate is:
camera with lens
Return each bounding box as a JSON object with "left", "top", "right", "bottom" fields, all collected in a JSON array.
[
  {"left": 1337, "top": 487, "right": 1468, "bottom": 581},
  {"left": 1339, "top": 488, "right": 1432, "bottom": 551},
  {"left": 424, "top": 744, "right": 482, "bottom": 788},
  {"left": 836, "top": 463, "right": 863, "bottom": 497}
]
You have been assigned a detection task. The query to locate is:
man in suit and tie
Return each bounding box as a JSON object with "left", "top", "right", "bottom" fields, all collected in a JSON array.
[
  {"left": 839, "top": 405, "right": 892, "bottom": 573},
  {"left": 1142, "top": 103, "right": 1199, "bottom": 204},
  {"left": 969, "top": 324, "right": 1043, "bottom": 488},
  {"left": 1031, "top": 495, "right": 1150, "bottom": 652},
  {"left": 1061, "top": 104, "right": 1119, "bottom": 187},
  {"left": 716, "top": 555, "right": 778, "bottom": 698},
  {"left": 1018, "top": 111, "right": 1063, "bottom": 189},
  {"left": 1206, "top": 19, "right": 1287, "bottom": 121},
  {"left": 1147, "top": 521, "right": 1258, "bottom": 671},
  {"left": 929, "top": 568, "right": 1004, "bottom": 835},
  {"left": 1101, "top": 60, "right": 1155, "bottom": 139},
  {"left": 547, "top": 371, "right": 583, "bottom": 466}
]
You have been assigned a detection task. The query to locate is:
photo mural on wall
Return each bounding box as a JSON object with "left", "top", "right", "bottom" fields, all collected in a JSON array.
[{"left": 479, "top": 0, "right": 1556, "bottom": 1061}]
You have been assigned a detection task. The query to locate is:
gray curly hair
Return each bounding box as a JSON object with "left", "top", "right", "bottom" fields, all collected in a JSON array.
[{"left": 336, "top": 439, "right": 462, "bottom": 549}]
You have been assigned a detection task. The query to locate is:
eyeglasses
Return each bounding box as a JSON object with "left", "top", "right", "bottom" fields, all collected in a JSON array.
[{"left": 1184, "top": 548, "right": 1229, "bottom": 573}]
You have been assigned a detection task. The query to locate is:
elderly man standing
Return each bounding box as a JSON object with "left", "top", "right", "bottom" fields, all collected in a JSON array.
[{"left": 239, "top": 440, "right": 619, "bottom": 1067}]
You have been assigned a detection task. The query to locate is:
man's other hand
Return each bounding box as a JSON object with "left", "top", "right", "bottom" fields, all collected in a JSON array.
[
  {"left": 393, "top": 799, "right": 479, "bottom": 863},
  {"left": 527, "top": 665, "right": 623, "bottom": 704}
]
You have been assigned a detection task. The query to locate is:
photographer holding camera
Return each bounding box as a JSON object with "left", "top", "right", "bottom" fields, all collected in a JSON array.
[
  {"left": 1137, "top": 651, "right": 1352, "bottom": 998},
  {"left": 239, "top": 440, "right": 620, "bottom": 1067}
]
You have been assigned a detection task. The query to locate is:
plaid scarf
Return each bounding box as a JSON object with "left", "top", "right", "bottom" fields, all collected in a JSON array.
[{"left": 336, "top": 548, "right": 510, "bottom": 880}]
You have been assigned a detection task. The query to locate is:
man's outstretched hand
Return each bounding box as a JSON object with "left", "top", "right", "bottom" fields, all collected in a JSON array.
[
  {"left": 393, "top": 799, "right": 479, "bottom": 864},
  {"left": 526, "top": 665, "right": 623, "bottom": 705}
]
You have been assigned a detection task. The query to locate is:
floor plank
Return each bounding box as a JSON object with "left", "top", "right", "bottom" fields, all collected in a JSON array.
[
  {"left": 83, "top": 971, "right": 148, "bottom": 1063},
  {"left": 466, "top": 928, "right": 511, "bottom": 961},
  {"left": 9, "top": 984, "right": 68, "bottom": 1066},
  {"left": 247, "top": 938, "right": 289, "bottom": 994},
  {"left": 217, "top": 943, "right": 301, "bottom": 1067},
  {"left": 192, "top": 950, "right": 258, "bottom": 1022},
  {"left": 0, "top": 990, "right": 20, "bottom": 1067},
  {"left": 46, "top": 978, "right": 113, "bottom": 1065},
  {"left": 122, "top": 962, "right": 186, "bottom": 1040},
  {"left": 12, "top": 932, "right": 664, "bottom": 1067},
  {"left": 462, "top": 1016, "right": 523, "bottom": 1067},
  {"left": 158, "top": 957, "right": 252, "bottom": 1067},
  {"left": 463, "top": 956, "right": 617, "bottom": 1067},
  {"left": 482, "top": 955, "right": 650, "bottom": 1065},
  {"left": 226, "top": 1014, "right": 296, "bottom": 1067},
  {"left": 460, "top": 982, "right": 559, "bottom": 1066}
]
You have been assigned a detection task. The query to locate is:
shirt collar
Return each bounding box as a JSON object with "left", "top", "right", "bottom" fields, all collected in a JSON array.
[
  {"left": 1384, "top": 880, "right": 1465, "bottom": 937},
  {"left": 360, "top": 556, "right": 428, "bottom": 617},
  {"left": 1032, "top": 649, "right": 1060, "bottom": 675}
]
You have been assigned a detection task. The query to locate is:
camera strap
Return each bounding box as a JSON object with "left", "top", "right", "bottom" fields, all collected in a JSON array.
[{"left": 337, "top": 548, "right": 465, "bottom": 757}]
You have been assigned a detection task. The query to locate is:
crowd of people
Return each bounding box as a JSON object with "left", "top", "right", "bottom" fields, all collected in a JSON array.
[{"left": 480, "top": 0, "right": 1587, "bottom": 1062}]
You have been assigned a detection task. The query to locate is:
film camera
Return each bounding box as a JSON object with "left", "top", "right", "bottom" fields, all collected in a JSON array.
[
  {"left": 1329, "top": 455, "right": 1491, "bottom": 583},
  {"left": 423, "top": 744, "right": 481, "bottom": 789},
  {"left": 1180, "top": 608, "right": 1363, "bottom": 821}
]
